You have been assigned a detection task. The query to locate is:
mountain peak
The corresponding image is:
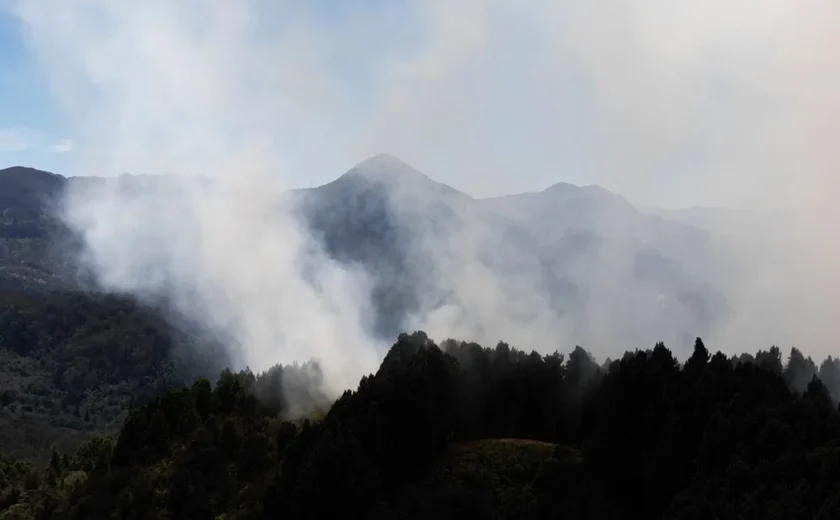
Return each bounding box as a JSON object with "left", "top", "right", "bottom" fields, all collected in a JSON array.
[
  {"left": 344, "top": 153, "right": 431, "bottom": 184},
  {"left": 316, "top": 153, "right": 472, "bottom": 205},
  {"left": 543, "top": 181, "right": 612, "bottom": 197},
  {"left": 543, "top": 181, "right": 577, "bottom": 193},
  {"left": 541, "top": 181, "right": 635, "bottom": 210},
  {"left": 355, "top": 153, "right": 410, "bottom": 169}
]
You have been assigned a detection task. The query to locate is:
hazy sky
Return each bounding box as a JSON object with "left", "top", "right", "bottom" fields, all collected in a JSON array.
[{"left": 1, "top": 1, "right": 839, "bottom": 209}]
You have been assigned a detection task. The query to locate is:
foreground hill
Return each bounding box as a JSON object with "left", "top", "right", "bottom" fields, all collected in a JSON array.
[{"left": 1, "top": 332, "right": 839, "bottom": 519}]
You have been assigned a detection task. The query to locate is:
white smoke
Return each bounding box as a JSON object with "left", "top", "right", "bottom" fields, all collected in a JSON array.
[
  {"left": 61, "top": 174, "right": 380, "bottom": 394},
  {"left": 13, "top": 1, "right": 383, "bottom": 395},
  {"left": 11, "top": 0, "right": 840, "bottom": 371}
]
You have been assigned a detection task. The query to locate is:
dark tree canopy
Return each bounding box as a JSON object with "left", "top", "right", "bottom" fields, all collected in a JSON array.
[{"left": 1, "top": 315, "right": 839, "bottom": 519}]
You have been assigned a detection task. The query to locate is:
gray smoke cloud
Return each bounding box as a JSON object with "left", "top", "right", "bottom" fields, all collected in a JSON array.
[
  {"left": 12, "top": 0, "right": 385, "bottom": 396},
  {"left": 61, "top": 174, "right": 380, "bottom": 394},
  {"left": 11, "top": 0, "right": 840, "bottom": 383}
]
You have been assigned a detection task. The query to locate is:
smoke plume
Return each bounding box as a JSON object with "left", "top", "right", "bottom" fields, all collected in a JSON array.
[
  {"left": 13, "top": 0, "right": 386, "bottom": 396},
  {"left": 11, "top": 0, "right": 840, "bottom": 381}
]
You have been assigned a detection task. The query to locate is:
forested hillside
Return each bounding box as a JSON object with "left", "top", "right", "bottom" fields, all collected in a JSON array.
[
  {"left": 0, "top": 167, "right": 79, "bottom": 293},
  {"left": 1, "top": 330, "right": 839, "bottom": 519},
  {"left": 0, "top": 290, "right": 229, "bottom": 463}
]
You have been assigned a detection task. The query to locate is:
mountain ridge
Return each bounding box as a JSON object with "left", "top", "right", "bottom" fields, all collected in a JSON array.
[
  {"left": 0, "top": 155, "right": 731, "bottom": 353},
  {"left": 1, "top": 157, "right": 631, "bottom": 205}
]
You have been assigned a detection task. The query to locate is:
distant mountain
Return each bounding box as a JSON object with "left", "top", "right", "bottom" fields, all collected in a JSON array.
[
  {"left": 292, "top": 156, "right": 730, "bottom": 351},
  {"left": 0, "top": 166, "right": 65, "bottom": 242},
  {"left": 0, "top": 167, "right": 81, "bottom": 291},
  {"left": 481, "top": 182, "right": 639, "bottom": 241},
  {"left": 292, "top": 154, "right": 562, "bottom": 341},
  {"left": 478, "top": 183, "right": 728, "bottom": 345},
  {"left": 0, "top": 157, "right": 733, "bottom": 353},
  {"left": 481, "top": 182, "right": 714, "bottom": 270},
  {"left": 0, "top": 168, "right": 215, "bottom": 292}
]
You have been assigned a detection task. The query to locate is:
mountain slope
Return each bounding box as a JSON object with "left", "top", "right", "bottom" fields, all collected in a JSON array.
[
  {"left": 292, "top": 154, "right": 552, "bottom": 340},
  {"left": 476, "top": 181, "right": 731, "bottom": 348},
  {"left": 0, "top": 167, "right": 80, "bottom": 292},
  {"left": 293, "top": 157, "right": 730, "bottom": 352},
  {"left": 480, "top": 181, "right": 714, "bottom": 270},
  {"left": 0, "top": 157, "right": 731, "bottom": 354},
  {"left": 481, "top": 182, "right": 640, "bottom": 242}
]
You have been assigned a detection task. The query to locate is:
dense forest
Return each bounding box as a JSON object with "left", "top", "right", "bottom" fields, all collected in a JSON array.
[
  {"left": 0, "top": 290, "right": 231, "bottom": 463},
  {"left": 1, "top": 303, "right": 840, "bottom": 518}
]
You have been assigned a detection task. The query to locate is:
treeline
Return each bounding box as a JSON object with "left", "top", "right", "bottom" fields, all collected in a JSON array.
[
  {"left": 2, "top": 332, "right": 839, "bottom": 519},
  {"left": 738, "top": 345, "right": 840, "bottom": 401}
]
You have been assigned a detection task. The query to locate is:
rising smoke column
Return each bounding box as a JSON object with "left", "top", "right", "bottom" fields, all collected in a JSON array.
[
  {"left": 14, "top": 0, "right": 840, "bottom": 363},
  {"left": 15, "top": 1, "right": 383, "bottom": 395}
]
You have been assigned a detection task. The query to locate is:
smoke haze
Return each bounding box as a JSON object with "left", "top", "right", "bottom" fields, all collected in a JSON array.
[{"left": 9, "top": 0, "right": 840, "bottom": 390}]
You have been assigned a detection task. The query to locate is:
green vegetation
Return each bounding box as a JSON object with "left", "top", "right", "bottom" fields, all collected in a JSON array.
[
  {"left": 0, "top": 167, "right": 74, "bottom": 293},
  {"left": 0, "top": 290, "right": 227, "bottom": 463},
  {"left": 1, "top": 329, "right": 839, "bottom": 519}
]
